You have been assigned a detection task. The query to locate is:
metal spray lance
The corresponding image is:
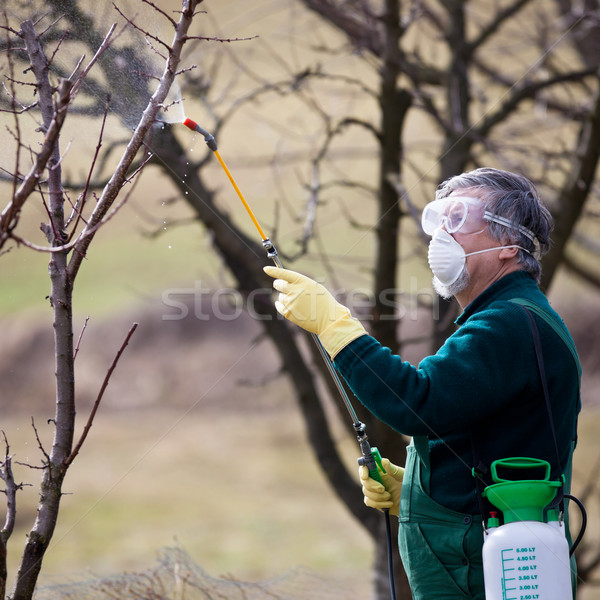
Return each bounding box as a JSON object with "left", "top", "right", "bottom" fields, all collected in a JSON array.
[{"left": 181, "top": 116, "right": 385, "bottom": 486}]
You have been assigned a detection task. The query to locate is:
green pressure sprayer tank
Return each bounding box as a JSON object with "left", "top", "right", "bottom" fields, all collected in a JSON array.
[{"left": 481, "top": 458, "right": 573, "bottom": 600}]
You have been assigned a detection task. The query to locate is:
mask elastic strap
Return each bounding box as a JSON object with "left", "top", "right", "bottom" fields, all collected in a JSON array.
[{"left": 464, "top": 244, "right": 531, "bottom": 258}]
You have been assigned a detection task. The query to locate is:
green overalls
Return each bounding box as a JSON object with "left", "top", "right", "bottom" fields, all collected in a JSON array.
[
  {"left": 333, "top": 274, "right": 582, "bottom": 599},
  {"left": 398, "top": 437, "right": 485, "bottom": 599},
  {"left": 397, "top": 295, "right": 582, "bottom": 599}
]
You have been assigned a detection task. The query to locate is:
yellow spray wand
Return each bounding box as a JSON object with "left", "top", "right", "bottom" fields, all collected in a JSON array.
[
  {"left": 182, "top": 116, "right": 398, "bottom": 599},
  {"left": 182, "top": 116, "right": 384, "bottom": 482}
]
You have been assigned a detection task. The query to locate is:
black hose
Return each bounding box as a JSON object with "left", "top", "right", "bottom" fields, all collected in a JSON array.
[
  {"left": 564, "top": 493, "right": 587, "bottom": 556},
  {"left": 384, "top": 509, "right": 397, "bottom": 600}
]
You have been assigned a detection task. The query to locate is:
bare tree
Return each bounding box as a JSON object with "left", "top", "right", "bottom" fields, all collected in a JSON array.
[
  {"left": 0, "top": 2, "right": 202, "bottom": 598},
  {"left": 3, "top": 2, "right": 600, "bottom": 600}
]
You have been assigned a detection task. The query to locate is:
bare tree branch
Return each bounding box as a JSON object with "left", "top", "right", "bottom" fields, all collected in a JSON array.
[
  {"left": 1, "top": 432, "right": 18, "bottom": 599},
  {"left": 0, "top": 78, "right": 72, "bottom": 250},
  {"left": 66, "top": 322, "right": 139, "bottom": 467},
  {"left": 67, "top": 0, "right": 201, "bottom": 281}
]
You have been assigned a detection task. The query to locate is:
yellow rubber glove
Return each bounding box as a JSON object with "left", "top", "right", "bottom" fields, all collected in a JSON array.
[
  {"left": 359, "top": 458, "right": 404, "bottom": 517},
  {"left": 264, "top": 266, "right": 366, "bottom": 358}
]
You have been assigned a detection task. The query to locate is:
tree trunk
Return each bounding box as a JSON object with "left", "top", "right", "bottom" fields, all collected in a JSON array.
[
  {"left": 12, "top": 23, "right": 75, "bottom": 600},
  {"left": 371, "top": 0, "right": 410, "bottom": 355},
  {"left": 432, "top": 1, "right": 472, "bottom": 351},
  {"left": 541, "top": 85, "right": 600, "bottom": 292}
]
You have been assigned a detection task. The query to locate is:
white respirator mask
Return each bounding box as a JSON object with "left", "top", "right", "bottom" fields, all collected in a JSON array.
[{"left": 428, "top": 228, "right": 530, "bottom": 286}]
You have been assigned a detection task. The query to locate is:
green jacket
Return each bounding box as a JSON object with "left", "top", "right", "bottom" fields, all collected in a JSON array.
[{"left": 335, "top": 270, "right": 581, "bottom": 514}]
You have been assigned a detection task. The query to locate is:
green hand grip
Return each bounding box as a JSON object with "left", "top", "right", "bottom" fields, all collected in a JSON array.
[
  {"left": 369, "top": 446, "right": 385, "bottom": 484},
  {"left": 358, "top": 439, "right": 385, "bottom": 484}
]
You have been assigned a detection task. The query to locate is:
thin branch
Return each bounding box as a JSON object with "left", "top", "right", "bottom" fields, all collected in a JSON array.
[
  {"left": 140, "top": 0, "right": 177, "bottom": 28},
  {"left": 1, "top": 432, "right": 18, "bottom": 542},
  {"left": 73, "top": 317, "right": 90, "bottom": 361},
  {"left": 112, "top": 2, "right": 172, "bottom": 53},
  {"left": 46, "top": 29, "right": 69, "bottom": 69},
  {"left": 184, "top": 34, "right": 259, "bottom": 43},
  {"left": 65, "top": 322, "right": 139, "bottom": 467},
  {"left": 144, "top": 35, "right": 167, "bottom": 61},
  {"left": 477, "top": 67, "right": 598, "bottom": 139},
  {"left": 66, "top": 94, "right": 111, "bottom": 241},
  {"left": 68, "top": 0, "right": 200, "bottom": 281},
  {"left": 11, "top": 156, "right": 148, "bottom": 254},
  {"left": 30, "top": 418, "right": 51, "bottom": 470},
  {"left": 0, "top": 77, "right": 73, "bottom": 250},
  {"left": 69, "top": 23, "right": 117, "bottom": 99},
  {"left": 464, "top": 0, "right": 533, "bottom": 56}
]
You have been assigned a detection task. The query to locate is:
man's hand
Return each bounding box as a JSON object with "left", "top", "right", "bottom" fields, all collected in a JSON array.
[
  {"left": 359, "top": 458, "right": 405, "bottom": 517},
  {"left": 264, "top": 266, "right": 366, "bottom": 358}
]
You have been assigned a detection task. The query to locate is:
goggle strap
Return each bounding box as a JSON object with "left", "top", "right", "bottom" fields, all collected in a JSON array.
[{"left": 483, "top": 211, "right": 536, "bottom": 243}]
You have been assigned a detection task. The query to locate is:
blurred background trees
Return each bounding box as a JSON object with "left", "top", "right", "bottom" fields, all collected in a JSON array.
[{"left": 2, "top": 1, "right": 600, "bottom": 599}]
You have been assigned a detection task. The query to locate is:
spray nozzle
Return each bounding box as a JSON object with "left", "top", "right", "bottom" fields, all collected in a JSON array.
[{"left": 182, "top": 117, "right": 217, "bottom": 151}]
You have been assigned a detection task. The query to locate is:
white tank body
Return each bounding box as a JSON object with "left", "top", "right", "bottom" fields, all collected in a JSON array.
[{"left": 482, "top": 520, "right": 572, "bottom": 600}]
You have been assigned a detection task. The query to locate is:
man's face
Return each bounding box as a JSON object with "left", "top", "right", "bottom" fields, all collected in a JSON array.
[{"left": 427, "top": 192, "right": 508, "bottom": 301}]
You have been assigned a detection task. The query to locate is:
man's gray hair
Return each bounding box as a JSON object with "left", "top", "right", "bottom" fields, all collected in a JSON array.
[{"left": 435, "top": 168, "right": 553, "bottom": 283}]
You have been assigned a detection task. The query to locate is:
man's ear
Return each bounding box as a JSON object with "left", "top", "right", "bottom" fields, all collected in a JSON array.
[{"left": 498, "top": 245, "right": 519, "bottom": 260}]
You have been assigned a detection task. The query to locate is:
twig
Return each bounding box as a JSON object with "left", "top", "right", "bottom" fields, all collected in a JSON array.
[
  {"left": 66, "top": 54, "right": 86, "bottom": 82},
  {"left": 11, "top": 154, "right": 148, "bottom": 253},
  {"left": 38, "top": 182, "right": 61, "bottom": 244},
  {"left": 66, "top": 94, "right": 111, "bottom": 240},
  {"left": 0, "top": 77, "right": 73, "bottom": 250},
  {"left": 140, "top": 0, "right": 178, "bottom": 28},
  {"left": 112, "top": 3, "right": 172, "bottom": 53},
  {"left": 69, "top": 23, "right": 117, "bottom": 99},
  {"left": 184, "top": 34, "right": 259, "bottom": 43},
  {"left": 300, "top": 160, "right": 320, "bottom": 252},
  {"left": 73, "top": 316, "right": 90, "bottom": 361},
  {"left": 145, "top": 35, "right": 167, "bottom": 61},
  {"left": 1, "top": 432, "right": 18, "bottom": 542},
  {"left": 46, "top": 30, "right": 70, "bottom": 69},
  {"left": 30, "top": 418, "right": 51, "bottom": 471},
  {"left": 65, "top": 322, "right": 139, "bottom": 467}
]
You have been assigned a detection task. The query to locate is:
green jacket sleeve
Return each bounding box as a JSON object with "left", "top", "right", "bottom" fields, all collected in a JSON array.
[{"left": 334, "top": 301, "right": 534, "bottom": 437}]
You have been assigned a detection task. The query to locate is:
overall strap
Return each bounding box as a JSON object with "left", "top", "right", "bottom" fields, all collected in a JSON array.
[
  {"left": 509, "top": 298, "right": 581, "bottom": 381},
  {"left": 519, "top": 306, "right": 567, "bottom": 516},
  {"left": 472, "top": 301, "right": 577, "bottom": 522},
  {"left": 520, "top": 306, "right": 562, "bottom": 474}
]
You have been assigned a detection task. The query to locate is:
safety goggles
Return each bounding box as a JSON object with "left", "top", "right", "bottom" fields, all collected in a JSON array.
[
  {"left": 422, "top": 196, "right": 538, "bottom": 249},
  {"left": 421, "top": 196, "right": 485, "bottom": 236}
]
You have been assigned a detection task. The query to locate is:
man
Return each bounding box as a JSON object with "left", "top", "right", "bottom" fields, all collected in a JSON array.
[{"left": 264, "top": 168, "right": 581, "bottom": 599}]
